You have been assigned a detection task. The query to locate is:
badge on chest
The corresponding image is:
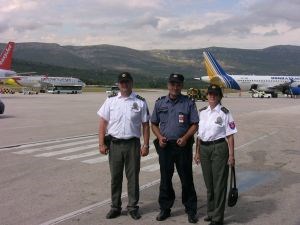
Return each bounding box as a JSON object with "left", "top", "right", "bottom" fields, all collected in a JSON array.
[
  {"left": 215, "top": 116, "right": 223, "bottom": 125},
  {"left": 179, "top": 113, "right": 185, "bottom": 123},
  {"left": 132, "top": 102, "right": 139, "bottom": 110}
]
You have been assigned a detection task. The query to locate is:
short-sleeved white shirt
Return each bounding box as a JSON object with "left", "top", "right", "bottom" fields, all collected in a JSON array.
[
  {"left": 97, "top": 92, "right": 150, "bottom": 139},
  {"left": 197, "top": 104, "right": 237, "bottom": 141}
]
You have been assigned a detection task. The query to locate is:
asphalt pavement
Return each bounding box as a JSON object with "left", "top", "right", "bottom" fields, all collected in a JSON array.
[{"left": 0, "top": 91, "right": 299, "bottom": 225}]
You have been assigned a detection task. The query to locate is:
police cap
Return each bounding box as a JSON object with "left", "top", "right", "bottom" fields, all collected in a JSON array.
[
  {"left": 118, "top": 72, "right": 133, "bottom": 82},
  {"left": 168, "top": 73, "right": 184, "bottom": 83},
  {"left": 207, "top": 84, "right": 223, "bottom": 97}
]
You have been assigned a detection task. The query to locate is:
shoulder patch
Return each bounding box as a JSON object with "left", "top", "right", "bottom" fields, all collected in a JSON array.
[
  {"left": 199, "top": 106, "right": 208, "bottom": 112},
  {"left": 221, "top": 106, "right": 229, "bottom": 114},
  {"left": 156, "top": 96, "right": 166, "bottom": 101},
  {"left": 136, "top": 94, "right": 145, "bottom": 101},
  {"left": 108, "top": 92, "right": 118, "bottom": 98}
]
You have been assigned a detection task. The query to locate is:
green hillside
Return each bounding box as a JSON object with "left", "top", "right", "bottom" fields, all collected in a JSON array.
[{"left": 1, "top": 42, "right": 299, "bottom": 88}]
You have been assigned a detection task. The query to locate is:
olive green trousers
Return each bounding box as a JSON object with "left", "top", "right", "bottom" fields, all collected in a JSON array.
[
  {"left": 108, "top": 138, "right": 140, "bottom": 212},
  {"left": 200, "top": 141, "right": 229, "bottom": 223}
]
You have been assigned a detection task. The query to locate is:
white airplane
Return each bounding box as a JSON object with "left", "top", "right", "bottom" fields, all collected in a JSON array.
[
  {"left": 7, "top": 75, "right": 85, "bottom": 88},
  {"left": 0, "top": 42, "right": 16, "bottom": 77},
  {"left": 197, "top": 51, "right": 300, "bottom": 96},
  {"left": 0, "top": 42, "right": 85, "bottom": 90}
]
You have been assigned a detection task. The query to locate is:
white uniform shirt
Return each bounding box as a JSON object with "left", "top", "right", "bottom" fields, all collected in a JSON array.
[
  {"left": 97, "top": 92, "right": 150, "bottom": 139},
  {"left": 197, "top": 104, "right": 237, "bottom": 141}
]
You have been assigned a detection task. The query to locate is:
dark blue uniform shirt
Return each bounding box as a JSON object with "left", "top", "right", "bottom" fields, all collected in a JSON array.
[{"left": 151, "top": 94, "right": 199, "bottom": 140}]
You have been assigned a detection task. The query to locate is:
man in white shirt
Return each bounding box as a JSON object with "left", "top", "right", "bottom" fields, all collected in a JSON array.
[{"left": 97, "top": 72, "right": 150, "bottom": 220}]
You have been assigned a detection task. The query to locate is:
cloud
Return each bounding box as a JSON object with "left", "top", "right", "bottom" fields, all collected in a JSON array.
[{"left": 0, "top": 0, "right": 299, "bottom": 49}]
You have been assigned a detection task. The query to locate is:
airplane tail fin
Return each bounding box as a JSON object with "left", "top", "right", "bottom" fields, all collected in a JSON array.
[
  {"left": 203, "top": 51, "right": 240, "bottom": 90},
  {"left": 0, "top": 42, "right": 15, "bottom": 70}
]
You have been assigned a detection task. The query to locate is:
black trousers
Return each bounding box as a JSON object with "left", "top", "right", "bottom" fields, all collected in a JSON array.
[{"left": 156, "top": 140, "right": 197, "bottom": 214}]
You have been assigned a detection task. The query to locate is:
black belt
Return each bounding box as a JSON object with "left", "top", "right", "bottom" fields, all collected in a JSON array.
[
  {"left": 201, "top": 138, "right": 225, "bottom": 146},
  {"left": 111, "top": 136, "right": 138, "bottom": 143}
]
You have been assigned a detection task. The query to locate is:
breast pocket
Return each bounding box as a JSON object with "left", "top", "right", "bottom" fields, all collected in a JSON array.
[
  {"left": 130, "top": 108, "right": 141, "bottom": 120},
  {"left": 212, "top": 121, "right": 225, "bottom": 134},
  {"left": 158, "top": 108, "right": 168, "bottom": 123},
  {"left": 110, "top": 105, "right": 120, "bottom": 121}
]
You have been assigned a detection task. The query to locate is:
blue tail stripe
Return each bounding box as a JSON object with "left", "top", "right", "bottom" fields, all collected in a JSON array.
[
  {"left": 206, "top": 51, "right": 241, "bottom": 90},
  {"left": 206, "top": 52, "right": 230, "bottom": 88}
]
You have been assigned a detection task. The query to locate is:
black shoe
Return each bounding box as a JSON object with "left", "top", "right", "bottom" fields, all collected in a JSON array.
[
  {"left": 156, "top": 210, "right": 171, "bottom": 221},
  {"left": 204, "top": 216, "right": 212, "bottom": 222},
  {"left": 209, "top": 221, "right": 223, "bottom": 225},
  {"left": 129, "top": 210, "right": 141, "bottom": 220},
  {"left": 188, "top": 213, "right": 198, "bottom": 223},
  {"left": 106, "top": 209, "right": 121, "bottom": 219}
]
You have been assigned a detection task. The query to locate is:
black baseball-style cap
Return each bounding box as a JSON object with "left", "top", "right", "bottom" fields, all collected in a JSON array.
[
  {"left": 118, "top": 72, "right": 133, "bottom": 82},
  {"left": 207, "top": 84, "right": 223, "bottom": 97},
  {"left": 168, "top": 73, "right": 184, "bottom": 83}
]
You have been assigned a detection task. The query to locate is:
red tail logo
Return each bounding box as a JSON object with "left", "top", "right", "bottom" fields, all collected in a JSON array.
[{"left": 0, "top": 42, "right": 15, "bottom": 70}]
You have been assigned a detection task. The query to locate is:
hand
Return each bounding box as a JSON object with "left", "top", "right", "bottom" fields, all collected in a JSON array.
[
  {"left": 141, "top": 145, "right": 149, "bottom": 157},
  {"left": 176, "top": 137, "right": 187, "bottom": 147},
  {"left": 194, "top": 153, "right": 200, "bottom": 165},
  {"left": 159, "top": 136, "right": 167, "bottom": 148},
  {"left": 99, "top": 145, "right": 109, "bottom": 155},
  {"left": 228, "top": 155, "right": 235, "bottom": 166}
]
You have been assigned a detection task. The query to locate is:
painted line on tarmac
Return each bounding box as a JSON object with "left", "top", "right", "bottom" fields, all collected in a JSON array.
[
  {"left": 35, "top": 133, "right": 278, "bottom": 225},
  {"left": 34, "top": 144, "right": 98, "bottom": 157},
  {"left": 38, "top": 179, "right": 161, "bottom": 225},
  {"left": 236, "top": 130, "right": 278, "bottom": 150},
  {"left": 0, "top": 133, "right": 97, "bottom": 151},
  {"left": 14, "top": 138, "right": 98, "bottom": 154}
]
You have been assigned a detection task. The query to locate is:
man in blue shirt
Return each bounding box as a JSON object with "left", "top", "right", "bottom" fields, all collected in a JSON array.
[{"left": 151, "top": 73, "right": 199, "bottom": 223}]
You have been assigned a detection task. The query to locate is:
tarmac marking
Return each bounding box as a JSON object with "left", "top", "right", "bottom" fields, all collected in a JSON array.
[
  {"left": 38, "top": 166, "right": 200, "bottom": 225},
  {"left": 236, "top": 130, "right": 278, "bottom": 150},
  {"left": 38, "top": 178, "right": 161, "bottom": 225},
  {"left": 13, "top": 138, "right": 98, "bottom": 154},
  {"left": 141, "top": 163, "right": 160, "bottom": 172},
  {"left": 58, "top": 150, "right": 99, "bottom": 160},
  {"left": 0, "top": 134, "right": 97, "bottom": 151},
  {"left": 34, "top": 144, "right": 98, "bottom": 157},
  {"left": 81, "top": 155, "right": 108, "bottom": 164}
]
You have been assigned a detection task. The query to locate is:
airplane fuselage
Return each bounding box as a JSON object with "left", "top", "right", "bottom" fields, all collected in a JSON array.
[
  {"left": 7, "top": 76, "right": 85, "bottom": 88},
  {"left": 201, "top": 75, "right": 300, "bottom": 91},
  {"left": 0, "top": 69, "right": 16, "bottom": 77}
]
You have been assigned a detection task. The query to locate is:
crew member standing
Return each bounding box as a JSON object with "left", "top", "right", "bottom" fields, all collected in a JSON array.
[
  {"left": 194, "top": 84, "right": 237, "bottom": 225},
  {"left": 97, "top": 72, "right": 150, "bottom": 220},
  {"left": 151, "top": 73, "right": 199, "bottom": 223}
]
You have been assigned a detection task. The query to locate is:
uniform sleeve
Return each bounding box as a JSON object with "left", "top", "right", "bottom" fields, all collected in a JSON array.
[
  {"left": 150, "top": 102, "right": 160, "bottom": 124},
  {"left": 97, "top": 98, "right": 110, "bottom": 121},
  {"left": 141, "top": 101, "right": 150, "bottom": 123},
  {"left": 225, "top": 112, "right": 237, "bottom": 136},
  {"left": 189, "top": 101, "right": 199, "bottom": 124}
]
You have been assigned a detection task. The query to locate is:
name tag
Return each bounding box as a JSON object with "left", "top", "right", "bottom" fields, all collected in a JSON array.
[{"left": 179, "top": 114, "right": 184, "bottom": 123}]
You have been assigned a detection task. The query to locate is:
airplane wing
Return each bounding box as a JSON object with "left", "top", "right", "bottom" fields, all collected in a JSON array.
[{"left": 16, "top": 72, "right": 37, "bottom": 75}]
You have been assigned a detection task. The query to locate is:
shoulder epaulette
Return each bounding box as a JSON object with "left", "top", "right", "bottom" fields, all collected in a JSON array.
[
  {"left": 199, "top": 106, "right": 208, "bottom": 112},
  {"left": 136, "top": 94, "right": 145, "bottom": 101},
  {"left": 221, "top": 106, "right": 229, "bottom": 114},
  {"left": 156, "top": 96, "right": 166, "bottom": 101},
  {"left": 108, "top": 92, "right": 118, "bottom": 98}
]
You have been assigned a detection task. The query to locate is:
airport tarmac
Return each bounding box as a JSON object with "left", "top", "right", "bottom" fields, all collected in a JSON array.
[{"left": 0, "top": 91, "right": 299, "bottom": 225}]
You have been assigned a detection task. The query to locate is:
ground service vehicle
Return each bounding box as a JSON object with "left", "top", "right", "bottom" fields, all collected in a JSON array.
[
  {"left": 106, "top": 86, "right": 119, "bottom": 95},
  {"left": 47, "top": 85, "right": 83, "bottom": 94},
  {"left": 251, "top": 90, "right": 272, "bottom": 98},
  {"left": 187, "top": 88, "right": 207, "bottom": 101}
]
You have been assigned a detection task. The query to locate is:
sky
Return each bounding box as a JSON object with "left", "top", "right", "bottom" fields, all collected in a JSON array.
[{"left": 1, "top": 0, "right": 300, "bottom": 50}]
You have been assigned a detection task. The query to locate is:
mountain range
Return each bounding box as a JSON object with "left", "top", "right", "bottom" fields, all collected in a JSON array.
[{"left": 1, "top": 42, "right": 300, "bottom": 88}]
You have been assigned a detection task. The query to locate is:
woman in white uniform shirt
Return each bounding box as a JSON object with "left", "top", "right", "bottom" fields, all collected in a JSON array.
[{"left": 194, "top": 84, "right": 237, "bottom": 225}]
